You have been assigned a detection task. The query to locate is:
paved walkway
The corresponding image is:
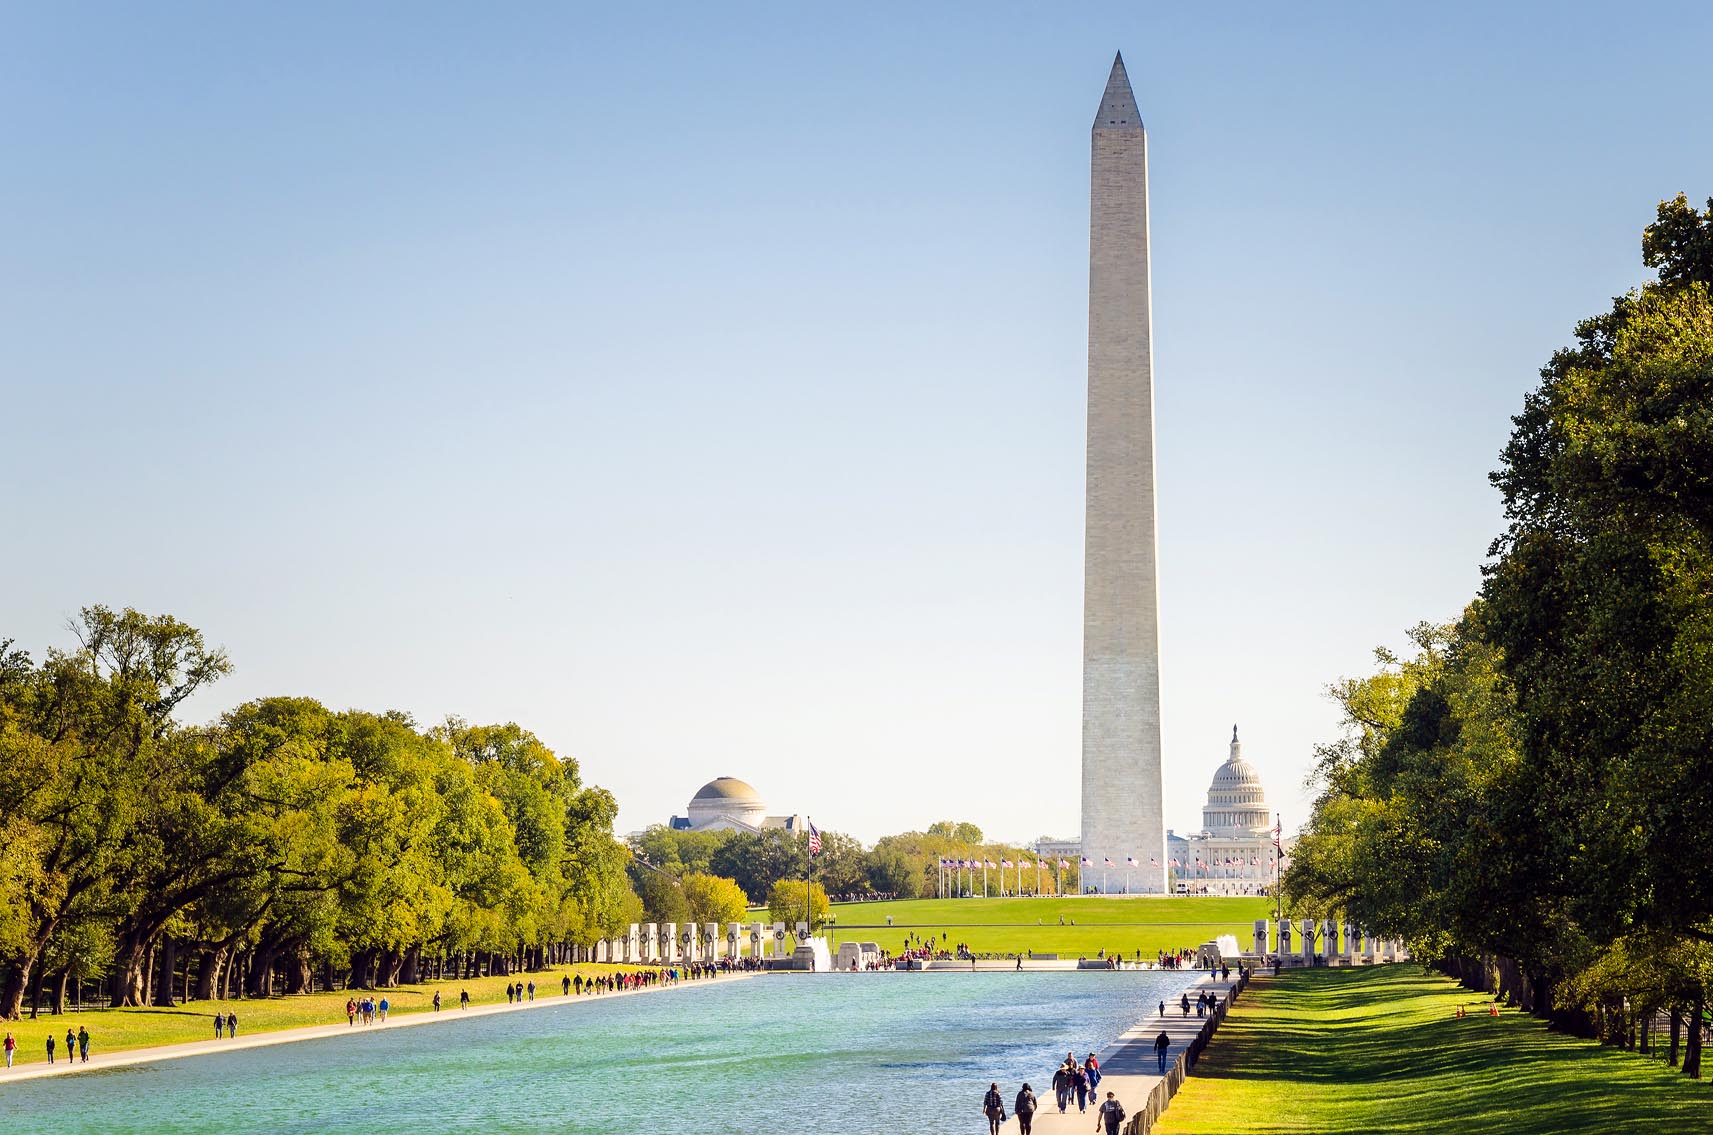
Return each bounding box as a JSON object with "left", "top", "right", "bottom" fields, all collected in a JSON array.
[
  {"left": 0, "top": 972, "right": 754, "bottom": 1085},
  {"left": 1008, "top": 972, "right": 1240, "bottom": 1134}
]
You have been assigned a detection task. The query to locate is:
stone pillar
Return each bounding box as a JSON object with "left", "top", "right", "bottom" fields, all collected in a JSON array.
[
  {"left": 751, "top": 921, "right": 766, "bottom": 959},
  {"left": 1252, "top": 919, "right": 1270, "bottom": 956},
  {"left": 661, "top": 923, "right": 677, "bottom": 963},
  {"left": 1361, "top": 929, "right": 1375, "bottom": 963},
  {"left": 771, "top": 922, "right": 787, "bottom": 959},
  {"left": 705, "top": 922, "right": 720, "bottom": 960},
  {"left": 679, "top": 924, "right": 695, "bottom": 961},
  {"left": 1278, "top": 918, "right": 1292, "bottom": 957},
  {"left": 1300, "top": 918, "right": 1316, "bottom": 965},
  {"left": 1340, "top": 922, "right": 1354, "bottom": 964},
  {"left": 1322, "top": 920, "right": 1338, "bottom": 958}
]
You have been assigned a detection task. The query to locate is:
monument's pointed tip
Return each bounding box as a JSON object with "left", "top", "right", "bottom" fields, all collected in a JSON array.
[{"left": 1095, "top": 51, "right": 1141, "bottom": 130}]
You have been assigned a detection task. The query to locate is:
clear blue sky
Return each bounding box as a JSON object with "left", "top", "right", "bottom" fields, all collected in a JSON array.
[{"left": 5, "top": 3, "right": 1710, "bottom": 845}]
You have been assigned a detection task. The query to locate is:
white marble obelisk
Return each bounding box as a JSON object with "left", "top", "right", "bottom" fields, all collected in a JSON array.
[{"left": 1080, "top": 52, "right": 1165, "bottom": 893}]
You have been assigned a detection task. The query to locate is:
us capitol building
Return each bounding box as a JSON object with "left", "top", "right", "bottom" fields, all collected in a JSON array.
[
  {"left": 1040, "top": 726, "right": 1278, "bottom": 895},
  {"left": 1164, "top": 726, "right": 1276, "bottom": 895}
]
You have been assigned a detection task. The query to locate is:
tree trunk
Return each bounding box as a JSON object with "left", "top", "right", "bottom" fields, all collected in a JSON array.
[
  {"left": 246, "top": 946, "right": 279, "bottom": 999},
  {"left": 50, "top": 969, "right": 68, "bottom": 1015},
  {"left": 1670, "top": 1007, "right": 1683, "bottom": 1067},
  {"left": 285, "top": 953, "right": 313, "bottom": 995},
  {"left": 347, "top": 949, "right": 374, "bottom": 990},
  {"left": 108, "top": 932, "right": 150, "bottom": 1008},
  {"left": 1685, "top": 998, "right": 1704, "bottom": 1079},
  {"left": 192, "top": 949, "right": 220, "bottom": 1001},
  {"left": 152, "top": 937, "right": 178, "bottom": 1007},
  {"left": 28, "top": 964, "right": 45, "bottom": 1019},
  {"left": 400, "top": 946, "right": 422, "bottom": 985}
]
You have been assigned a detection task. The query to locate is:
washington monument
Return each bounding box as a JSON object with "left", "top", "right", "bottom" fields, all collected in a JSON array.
[{"left": 1079, "top": 53, "right": 1166, "bottom": 894}]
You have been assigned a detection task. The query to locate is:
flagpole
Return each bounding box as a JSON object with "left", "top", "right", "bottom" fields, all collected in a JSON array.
[
  {"left": 1274, "top": 812, "right": 1282, "bottom": 928},
  {"left": 804, "top": 817, "right": 812, "bottom": 951}
]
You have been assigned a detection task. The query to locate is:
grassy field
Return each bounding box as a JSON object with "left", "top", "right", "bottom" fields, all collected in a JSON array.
[
  {"left": 0, "top": 963, "right": 648, "bottom": 1068},
  {"left": 1151, "top": 965, "right": 1710, "bottom": 1134},
  {"left": 825, "top": 895, "right": 1272, "bottom": 958}
]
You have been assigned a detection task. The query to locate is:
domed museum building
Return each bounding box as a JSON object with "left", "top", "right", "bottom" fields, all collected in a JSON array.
[{"left": 668, "top": 777, "right": 804, "bottom": 837}]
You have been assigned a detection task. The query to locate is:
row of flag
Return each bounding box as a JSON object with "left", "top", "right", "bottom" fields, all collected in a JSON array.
[{"left": 938, "top": 854, "right": 1280, "bottom": 870}]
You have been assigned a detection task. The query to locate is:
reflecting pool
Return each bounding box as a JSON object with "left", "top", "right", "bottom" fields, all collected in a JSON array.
[{"left": 3, "top": 971, "right": 1194, "bottom": 1134}]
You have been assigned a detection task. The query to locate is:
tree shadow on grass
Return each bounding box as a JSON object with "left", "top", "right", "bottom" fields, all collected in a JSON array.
[{"left": 1175, "top": 967, "right": 1709, "bottom": 1134}]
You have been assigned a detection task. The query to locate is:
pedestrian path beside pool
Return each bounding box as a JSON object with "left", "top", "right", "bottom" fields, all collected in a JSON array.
[{"left": 1017, "top": 970, "right": 1242, "bottom": 1134}]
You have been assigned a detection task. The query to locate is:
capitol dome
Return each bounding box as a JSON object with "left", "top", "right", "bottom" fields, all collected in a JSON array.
[
  {"left": 686, "top": 777, "right": 768, "bottom": 829},
  {"left": 1202, "top": 727, "right": 1272, "bottom": 837}
]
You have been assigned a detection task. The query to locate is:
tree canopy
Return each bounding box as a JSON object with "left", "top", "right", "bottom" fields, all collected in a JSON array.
[{"left": 0, "top": 608, "right": 640, "bottom": 1019}]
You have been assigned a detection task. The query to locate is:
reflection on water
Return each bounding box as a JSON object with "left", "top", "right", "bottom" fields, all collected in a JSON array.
[{"left": 3, "top": 971, "right": 1195, "bottom": 1134}]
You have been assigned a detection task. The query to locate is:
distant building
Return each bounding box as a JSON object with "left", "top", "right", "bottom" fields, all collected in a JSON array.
[
  {"left": 1168, "top": 727, "right": 1275, "bottom": 895},
  {"left": 668, "top": 777, "right": 804, "bottom": 836}
]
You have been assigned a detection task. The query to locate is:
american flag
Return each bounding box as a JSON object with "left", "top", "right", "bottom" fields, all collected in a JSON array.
[
  {"left": 1149, "top": 857, "right": 1159, "bottom": 867},
  {"left": 1272, "top": 820, "right": 1281, "bottom": 851},
  {"left": 1002, "top": 859, "right": 1014, "bottom": 869},
  {"left": 807, "top": 820, "right": 822, "bottom": 856},
  {"left": 1080, "top": 857, "right": 1092, "bottom": 867},
  {"left": 1126, "top": 857, "right": 1137, "bottom": 866},
  {"left": 1103, "top": 857, "right": 1114, "bottom": 867}
]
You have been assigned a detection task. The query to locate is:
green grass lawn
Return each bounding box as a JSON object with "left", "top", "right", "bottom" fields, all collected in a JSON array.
[
  {"left": 825, "top": 895, "right": 1272, "bottom": 958},
  {"left": 0, "top": 963, "right": 649, "bottom": 1068},
  {"left": 1151, "top": 965, "right": 1709, "bottom": 1134}
]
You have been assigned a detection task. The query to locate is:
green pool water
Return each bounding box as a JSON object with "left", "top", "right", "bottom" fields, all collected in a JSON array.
[{"left": 2, "top": 971, "right": 1195, "bottom": 1133}]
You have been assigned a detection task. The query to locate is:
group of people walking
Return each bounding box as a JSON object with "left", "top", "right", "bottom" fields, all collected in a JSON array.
[
  {"left": 3, "top": 1026, "right": 91, "bottom": 1069},
  {"left": 1049, "top": 1051, "right": 1103, "bottom": 1113},
  {"left": 344, "top": 996, "right": 386, "bottom": 1024},
  {"left": 984, "top": 1054, "right": 1127, "bottom": 1134}
]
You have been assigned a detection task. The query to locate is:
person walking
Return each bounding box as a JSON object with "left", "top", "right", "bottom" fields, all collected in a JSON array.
[
  {"left": 4, "top": 1031, "right": 14, "bottom": 1068},
  {"left": 459, "top": 988, "right": 470, "bottom": 1009},
  {"left": 1052, "top": 1062, "right": 1071, "bottom": 1113},
  {"left": 1073, "top": 1061, "right": 1090, "bottom": 1112},
  {"left": 1153, "top": 1030, "right": 1171, "bottom": 1073},
  {"left": 214, "top": 1013, "right": 224, "bottom": 1039},
  {"left": 346, "top": 997, "right": 357, "bottom": 1026},
  {"left": 1085, "top": 1053, "right": 1101, "bottom": 1092},
  {"left": 433, "top": 991, "right": 442, "bottom": 1011},
  {"left": 65, "top": 1028, "right": 75, "bottom": 1063},
  {"left": 1014, "top": 1082, "right": 1037, "bottom": 1135},
  {"left": 45, "top": 1032, "right": 55, "bottom": 1064},
  {"left": 562, "top": 974, "right": 571, "bottom": 996},
  {"left": 77, "top": 1025, "right": 90, "bottom": 1063},
  {"left": 1095, "top": 1091, "right": 1127, "bottom": 1135},
  {"left": 1180, "top": 992, "right": 1191, "bottom": 1017},
  {"left": 526, "top": 980, "right": 535, "bottom": 1001},
  {"left": 981, "top": 1082, "right": 1007, "bottom": 1135},
  {"left": 226, "top": 1012, "right": 237, "bottom": 1038}
]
